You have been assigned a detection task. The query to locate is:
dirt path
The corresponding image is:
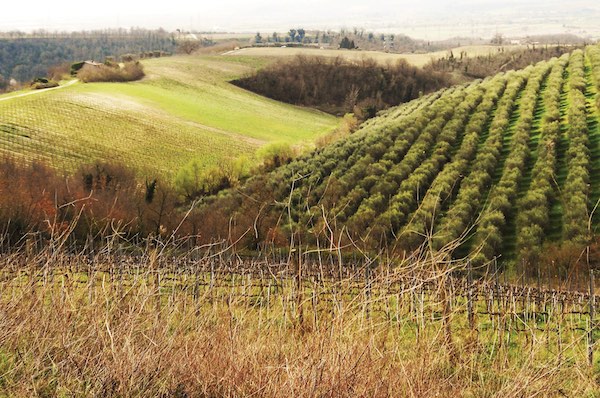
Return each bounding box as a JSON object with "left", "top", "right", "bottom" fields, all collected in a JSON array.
[{"left": 0, "top": 79, "right": 78, "bottom": 102}]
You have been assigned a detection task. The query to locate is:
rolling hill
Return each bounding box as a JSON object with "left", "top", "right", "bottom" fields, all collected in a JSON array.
[
  {"left": 208, "top": 45, "right": 600, "bottom": 265},
  {"left": 0, "top": 55, "right": 338, "bottom": 178}
]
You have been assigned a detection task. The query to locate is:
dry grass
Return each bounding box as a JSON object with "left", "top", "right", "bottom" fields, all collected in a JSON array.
[{"left": 0, "top": 242, "right": 597, "bottom": 397}]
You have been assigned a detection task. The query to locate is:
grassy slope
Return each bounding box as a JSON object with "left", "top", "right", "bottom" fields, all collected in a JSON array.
[{"left": 0, "top": 55, "right": 338, "bottom": 178}]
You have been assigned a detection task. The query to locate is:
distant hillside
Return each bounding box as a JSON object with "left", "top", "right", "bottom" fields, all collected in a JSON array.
[
  {"left": 0, "top": 29, "right": 176, "bottom": 84},
  {"left": 0, "top": 55, "right": 338, "bottom": 178},
  {"left": 201, "top": 45, "right": 600, "bottom": 266}
]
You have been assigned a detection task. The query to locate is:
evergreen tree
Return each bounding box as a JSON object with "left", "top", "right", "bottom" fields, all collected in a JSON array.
[{"left": 340, "top": 37, "right": 354, "bottom": 49}]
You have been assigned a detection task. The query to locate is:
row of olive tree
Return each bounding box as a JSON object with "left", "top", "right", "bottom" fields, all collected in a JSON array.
[
  {"left": 254, "top": 87, "right": 460, "bottom": 240},
  {"left": 586, "top": 46, "right": 600, "bottom": 226},
  {"left": 333, "top": 88, "right": 469, "bottom": 231},
  {"left": 249, "top": 93, "right": 430, "bottom": 229},
  {"left": 562, "top": 50, "right": 591, "bottom": 244},
  {"left": 276, "top": 88, "right": 457, "bottom": 227},
  {"left": 516, "top": 55, "right": 569, "bottom": 256},
  {"left": 588, "top": 46, "right": 600, "bottom": 109}
]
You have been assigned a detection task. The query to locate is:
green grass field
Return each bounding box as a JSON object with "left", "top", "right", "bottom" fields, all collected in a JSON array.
[{"left": 0, "top": 55, "right": 338, "bottom": 178}]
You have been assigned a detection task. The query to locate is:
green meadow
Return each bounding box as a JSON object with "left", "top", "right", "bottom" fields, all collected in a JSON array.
[{"left": 0, "top": 55, "right": 338, "bottom": 178}]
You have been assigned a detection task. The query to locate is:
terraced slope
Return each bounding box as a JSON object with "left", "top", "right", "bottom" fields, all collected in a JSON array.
[
  {"left": 0, "top": 55, "right": 338, "bottom": 177},
  {"left": 231, "top": 46, "right": 600, "bottom": 264}
]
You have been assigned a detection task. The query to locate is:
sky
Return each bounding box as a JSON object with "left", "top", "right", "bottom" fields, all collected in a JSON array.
[{"left": 2, "top": 0, "right": 600, "bottom": 39}]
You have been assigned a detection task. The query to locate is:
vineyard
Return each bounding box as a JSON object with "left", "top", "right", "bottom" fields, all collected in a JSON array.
[
  {"left": 230, "top": 45, "right": 600, "bottom": 264},
  {"left": 0, "top": 245, "right": 598, "bottom": 396},
  {"left": 0, "top": 55, "right": 337, "bottom": 178}
]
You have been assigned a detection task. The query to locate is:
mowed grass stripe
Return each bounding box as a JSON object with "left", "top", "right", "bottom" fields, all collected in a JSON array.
[
  {"left": 547, "top": 65, "right": 571, "bottom": 241},
  {"left": 584, "top": 54, "right": 600, "bottom": 229}
]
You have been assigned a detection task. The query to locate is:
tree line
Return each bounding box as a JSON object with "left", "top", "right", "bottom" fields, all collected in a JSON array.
[
  {"left": 426, "top": 45, "right": 576, "bottom": 80},
  {"left": 233, "top": 55, "right": 451, "bottom": 117},
  {"left": 253, "top": 27, "right": 455, "bottom": 53},
  {"left": 0, "top": 29, "right": 175, "bottom": 89}
]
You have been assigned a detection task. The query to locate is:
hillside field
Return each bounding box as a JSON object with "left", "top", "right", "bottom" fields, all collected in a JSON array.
[
  {"left": 0, "top": 55, "right": 338, "bottom": 178},
  {"left": 225, "top": 45, "right": 527, "bottom": 67},
  {"left": 214, "top": 45, "right": 600, "bottom": 265}
]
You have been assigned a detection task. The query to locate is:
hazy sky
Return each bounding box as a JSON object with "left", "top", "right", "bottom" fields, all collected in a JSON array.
[{"left": 2, "top": 0, "right": 600, "bottom": 39}]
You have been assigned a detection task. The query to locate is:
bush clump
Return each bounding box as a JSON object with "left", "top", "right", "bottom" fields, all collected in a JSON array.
[
  {"left": 77, "top": 61, "right": 145, "bottom": 83},
  {"left": 30, "top": 77, "right": 59, "bottom": 89},
  {"left": 233, "top": 55, "right": 450, "bottom": 116}
]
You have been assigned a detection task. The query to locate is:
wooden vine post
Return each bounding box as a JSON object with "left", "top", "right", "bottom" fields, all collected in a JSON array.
[
  {"left": 467, "top": 260, "right": 475, "bottom": 331},
  {"left": 589, "top": 263, "right": 595, "bottom": 366},
  {"left": 365, "top": 262, "right": 372, "bottom": 320},
  {"left": 294, "top": 243, "right": 304, "bottom": 330},
  {"left": 440, "top": 261, "right": 456, "bottom": 361}
]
